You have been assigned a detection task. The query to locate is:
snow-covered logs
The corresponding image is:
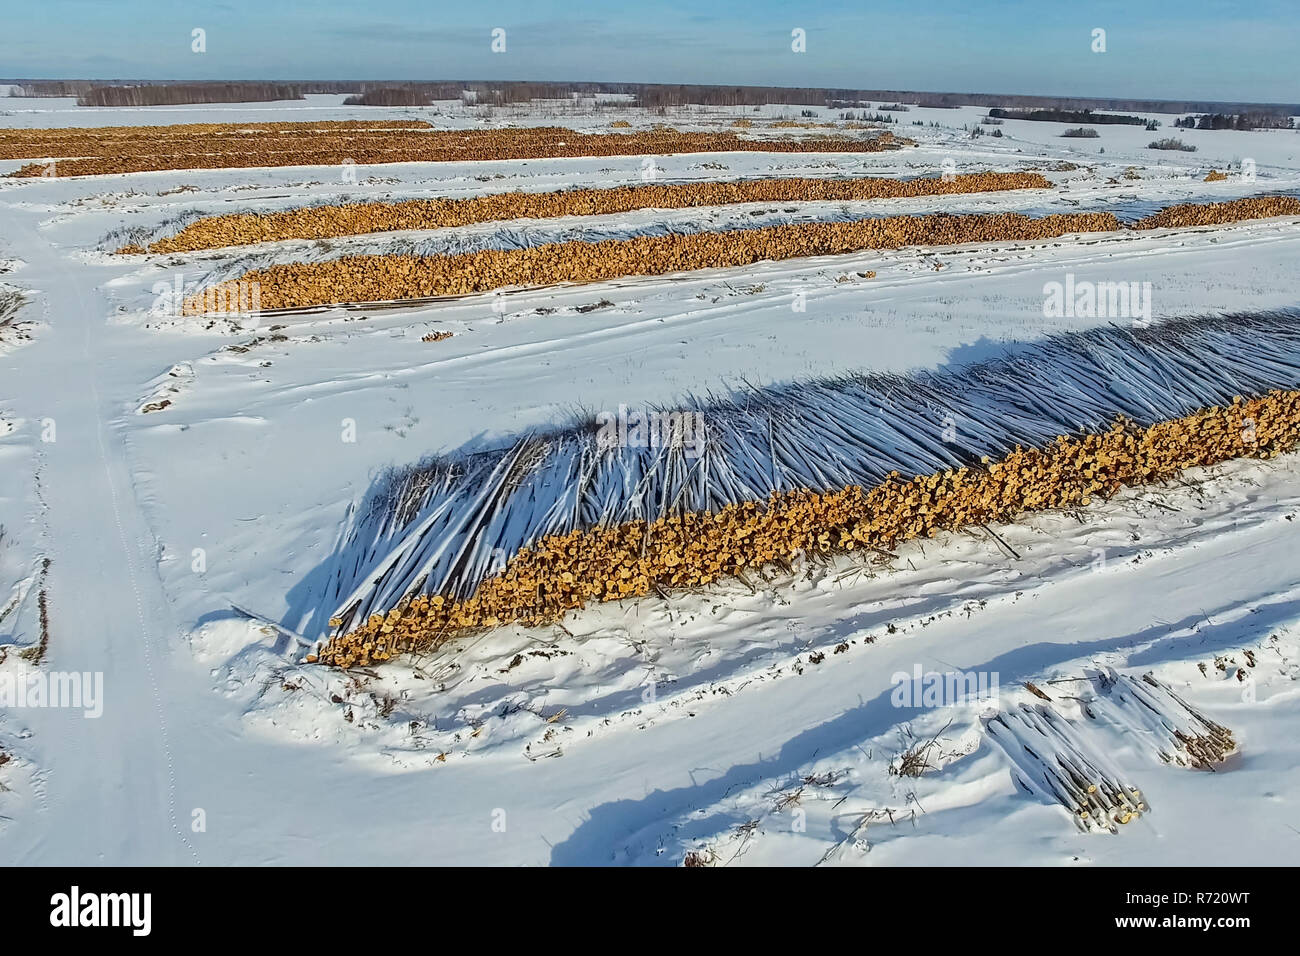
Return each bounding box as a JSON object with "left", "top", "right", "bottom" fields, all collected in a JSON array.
[{"left": 312, "top": 312, "right": 1300, "bottom": 666}]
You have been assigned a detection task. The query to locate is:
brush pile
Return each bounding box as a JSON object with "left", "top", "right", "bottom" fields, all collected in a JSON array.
[
  {"left": 311, "top": 311, "right": 1300, "bottom": 666},
  {"left": 4, "top": 124, "right": 905, "bottom": 177},
  {"left": 197, "top": 210, "right": 1114, "bottom": 311},
  {"left": 139, "top": 172, "right": 1053, "bottom": 253}
]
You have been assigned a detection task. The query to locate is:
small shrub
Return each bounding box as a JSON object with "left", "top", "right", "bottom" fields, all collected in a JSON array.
[{"left": 1148, "top": 137, "right": 1197, "bottom": 152}]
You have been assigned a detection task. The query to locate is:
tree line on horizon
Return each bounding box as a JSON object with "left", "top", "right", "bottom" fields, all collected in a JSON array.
[
  {"left": 75, "top": 83, "right": 306, "bottom": 107},
  {"left": 1174, "top": 112, "right": 1296, "bottom": 130},
  {"left": 5, "top": 79, "right": 1298, "bottom": 117}
]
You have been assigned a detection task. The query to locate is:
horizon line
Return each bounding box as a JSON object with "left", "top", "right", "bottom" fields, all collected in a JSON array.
[{"left": 5, "top": 79, "right": 1300, "bottom": 112}]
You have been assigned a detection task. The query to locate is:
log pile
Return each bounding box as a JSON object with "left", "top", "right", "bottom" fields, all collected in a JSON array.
[
  {"left": 3, "top": 124, "right": 907, "bottom": 177},
  {"left": 1131, "top": 195, "right": 1300, "bottom": 229},
  {"left": 314, "top": 389, "right": 1300, "bottom": 666},
  {"left": 138, "top": 171, "right": 1053, "bottom": 254},
  {"left": 987, "top": 703, "right": 1148, "bottom": 831},
  {"left": 988, "top": 668, "right": 1238, "bottom": 832},
  {"left": 0, "top": 119, "right": 432, "bottom": 160},
  {"left": 1090, "top": 671, "right": 1237, "bottom": 770},
  {"left": 193, "top": 210, "right": 1115, "bottom": 311},
  {"left": 185, "top": 196, "right": 1300, "bottom": 312}
]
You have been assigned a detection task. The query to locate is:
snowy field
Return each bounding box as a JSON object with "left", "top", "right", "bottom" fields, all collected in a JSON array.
[{"left": 1, "top": 94, "right": 1299, "bottom": 865}]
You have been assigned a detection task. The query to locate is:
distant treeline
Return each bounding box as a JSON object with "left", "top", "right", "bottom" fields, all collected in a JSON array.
[
  {"left": 342, "top": 81, "right": 621, "bottom": 106},
  {"left": 343, "top": 89, "right": 434, "bottom": 107},
  {"left": 10, "top": 80, "right": 352, "bottom": 98},
  {"left": 1174, "top": 112, "right": 1296, "bottom": 130},
  {"left": 989, "top": 108, "right": 1146, "bottom": 125},
  {"left": 841, "top": 90, "right": 1300, "bottom": 114},
  {"left": 5, "top": 79, "right": 1299, "bottom": 116},
  {"left": 621, "top": 85, "right": 1300, "bottom": 113},
  {"left": 76, "top": 83, "right": 305, "bottom": 106}
]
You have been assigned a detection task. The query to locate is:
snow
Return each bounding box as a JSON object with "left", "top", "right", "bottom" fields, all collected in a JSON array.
[{"left": 1, "top": 95, "right": 1299, "bottom": 865}]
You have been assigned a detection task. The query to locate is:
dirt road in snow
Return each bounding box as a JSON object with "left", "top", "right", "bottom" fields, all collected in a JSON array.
[{"left": 1, "top": 214, "right": 197, "bottom": 864}]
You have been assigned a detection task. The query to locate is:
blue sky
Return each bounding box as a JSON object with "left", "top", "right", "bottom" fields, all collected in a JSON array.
[{"left": 2, "top": 0, "right": 1297, "bottom": 103}]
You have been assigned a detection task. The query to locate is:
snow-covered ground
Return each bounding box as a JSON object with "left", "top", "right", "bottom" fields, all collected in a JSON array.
[{"left": 1, "top": 94, "right": 1298, "bottom": 865}]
